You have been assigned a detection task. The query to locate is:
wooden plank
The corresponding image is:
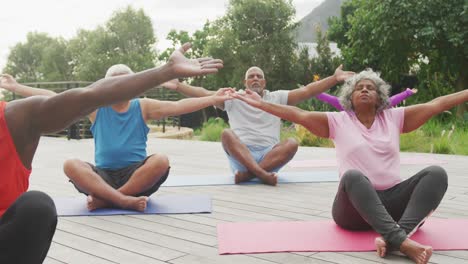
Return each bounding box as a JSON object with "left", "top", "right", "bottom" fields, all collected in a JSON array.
[
  {"left": 168, "top": 254, "right": 277, "bottom": 264},
  {"left": 63, "top": 215, "right": 275, "bottom": 264},
  {"left": 47, "top": 242, "right": 116, "bottom": 264},
  {"left": 251, "top": 252, "right": 342, "bottom": 264},
  {"left": 26, "top": 137, "right": 468, "bottom": 264},
  {"left": 310, "top": 252, "right": 384, "bottom": 264},
  {"left": 53, "top": 229, "right": 167, "bottom": 264}
]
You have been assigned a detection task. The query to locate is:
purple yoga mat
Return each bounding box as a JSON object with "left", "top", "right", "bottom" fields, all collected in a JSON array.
[
  {"left": 218, "top": 219, "right": 468, "bottom": 254},
  {"left": 54, "top": 194, "right": 211, "bottom": 216}
]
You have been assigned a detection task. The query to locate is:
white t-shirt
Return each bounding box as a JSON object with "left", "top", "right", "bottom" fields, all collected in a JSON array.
[
  {"left": 327, "top": 108, "right": 405, "bottom": 190},
  {"left": 224, "top": 90, "right": 289, "bottom": 147}
]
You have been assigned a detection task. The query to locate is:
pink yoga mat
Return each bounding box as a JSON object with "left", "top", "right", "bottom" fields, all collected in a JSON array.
[
  {"left": 288, "top": 157, "right": 447, "bottom": 168},
  {"left": 217, "top": 219, "right": 468, "bottom": 254}
]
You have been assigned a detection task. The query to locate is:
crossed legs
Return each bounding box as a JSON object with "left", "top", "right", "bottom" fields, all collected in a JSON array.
[
  {"left": 332, "top": 166, "right": 447, "bottom": 263},
  {"left": 63, "top": 153, "right": 170, "bottom": 211},
  {"left": 221, "top": 129, "right": 298, "bottom": 186}
]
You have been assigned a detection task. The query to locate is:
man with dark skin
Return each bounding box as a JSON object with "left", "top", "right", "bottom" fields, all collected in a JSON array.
[
  {"left": 162, "top": 66, "right": 354, "bottom": 185},
  {"left": 0, "top": 43, "right": 223, "bottom": 264}
]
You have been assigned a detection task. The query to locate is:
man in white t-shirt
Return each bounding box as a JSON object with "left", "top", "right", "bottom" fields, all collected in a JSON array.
[{"left": 162, "top": 66, "right": 353, "bottom": 185}]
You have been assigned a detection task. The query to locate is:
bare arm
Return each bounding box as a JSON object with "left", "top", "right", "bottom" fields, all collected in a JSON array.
[
  {"left": 161, "top": 79, "right": 224, "bottom": 109},
  {"left": 5, "top": 43, "right": 224, "bottom": 167},
  {"left": 0, "top": 74, "right": 57, "bottom": 97},
  {"left": 403, "top": 89, "right": 468, "bottom": 133},
  {"left": 30, "top": 43, "right": 223, "bottom": 134},
  {"left": 233, "top": 90, "right": 329, "bottom": 138},
  {"left": 141, "top": 88, "right": 234, "bottom": 120},
  {"left": 287, "top": 65, "right": 355, "bottom": 106}
]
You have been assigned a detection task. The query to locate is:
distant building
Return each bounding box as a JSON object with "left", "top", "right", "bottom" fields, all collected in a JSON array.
[{"left": 297, "top": 42, "right": 341, "bottom": 58}]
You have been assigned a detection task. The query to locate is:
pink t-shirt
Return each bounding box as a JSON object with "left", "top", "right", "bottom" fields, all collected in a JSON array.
[{"left": 327, "top": 108, "right": 405, "bottom": 190}]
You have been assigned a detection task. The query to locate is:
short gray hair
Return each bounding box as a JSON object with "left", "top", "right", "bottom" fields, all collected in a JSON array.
[
  {"left": 338, "top": 69, "right": 390, "bottom": 112},
  {"left": 244, "top": 66, "right": 265, "bottom": 80},
  {"left": 105, "top": 64, "right": 134, "bottom": 78}
]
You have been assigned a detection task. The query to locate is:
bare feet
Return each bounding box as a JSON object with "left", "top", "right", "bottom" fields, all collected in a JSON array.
[
  {"left": 374, "top": 237, "right": 387, "bottom": 257},
  {"left": 258, "top": 172, "right": 278, "bottom": 186},
  {"left": 234, "top": 171, "right": 277, "bottom": 186},
  {"left": 235, "top": 170, "right": 254, "bottom": 184},
  {"left": 87, "top": 195, "right": 109, "bottom": 211},
  {"left": 399, "top": 238, "right": 433, "bottom": 264},
  {"left": 120, "top": 196, "right": 148, "bottom": 212},
  {"left": 87, "top": 195, "right": 148, "bottom": 212}
]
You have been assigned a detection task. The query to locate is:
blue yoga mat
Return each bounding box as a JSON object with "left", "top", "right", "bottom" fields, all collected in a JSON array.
[
  {"left": 162, "top": 171, "right": 339, "bottom": 187},
  {"left": 54, "top": 194, "right": 212, "bottom": 216}
]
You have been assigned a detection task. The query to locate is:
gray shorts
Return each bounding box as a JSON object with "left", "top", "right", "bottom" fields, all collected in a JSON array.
[{"left": 71, "top": 156, "right": 170, "bottom": 197}]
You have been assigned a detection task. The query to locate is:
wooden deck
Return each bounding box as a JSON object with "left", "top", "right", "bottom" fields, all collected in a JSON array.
[{"left": 30, "top": 137, "right": 468, "bottom": 264}]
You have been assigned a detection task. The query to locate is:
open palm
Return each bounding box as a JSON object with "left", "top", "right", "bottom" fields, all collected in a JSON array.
[
  {"left": 233, "top": 89, "right": 263, "bottom": 107},
  {"left": 0, "top": 74, "right": 18, "bottom": 91},
  {"left": 334, "top": 65, "right": 355, "bottom": 82},
  {"left": 168, "top": 43, "right": 223, "bottom": 78}
]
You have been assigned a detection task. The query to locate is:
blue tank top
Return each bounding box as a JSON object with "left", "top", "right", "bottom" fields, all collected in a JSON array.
[{"left": 91, "top": 99, "right": 149, "bottom": 169}]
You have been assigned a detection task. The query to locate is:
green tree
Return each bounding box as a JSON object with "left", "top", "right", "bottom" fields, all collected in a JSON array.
[
  {"left": 158, "top": 22, "right": 212, "bottom": 90},
  {"left": 158, "top": 30, "right": 191, "bottom": 62},
  {"left": 294, "top": 46, "right": 313, "bottom": 86},
  {"left": 311, "top": 26, "right": 341, "bottom": 78},
  {"left": 204, "top": 0, "right": 299, "bottom": 91},
  {"left": 69, "top": 6, "right": 157, "bottom": 81},
  {"left": 329, "top": 0, "right": 467, "bottom": 116},
  {"left": 4, "top": 32, "right": 72, "bottom": 82}
]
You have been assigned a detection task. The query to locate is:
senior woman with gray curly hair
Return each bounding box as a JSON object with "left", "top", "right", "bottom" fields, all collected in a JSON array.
[{"left": 233, "top": 68, "right": 468, "bottom": 264}]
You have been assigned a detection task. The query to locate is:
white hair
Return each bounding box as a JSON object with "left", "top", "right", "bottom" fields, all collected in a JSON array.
[
  {"left": 105, "top": 64, "right": 134, "bottom": 78},
  {"left": 339, "top": 68, "right": 391, "bottom": 112},
  {"left": 244, "top": 66, "right": 265, "bottom": 80}
]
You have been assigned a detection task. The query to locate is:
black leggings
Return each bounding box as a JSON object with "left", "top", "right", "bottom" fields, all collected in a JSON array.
[
  {"left": 0, "top": 191, "right": 57, "bottom": 264},
  {"left": 332, "top": 165, "right": 447, "bottom": 249}
]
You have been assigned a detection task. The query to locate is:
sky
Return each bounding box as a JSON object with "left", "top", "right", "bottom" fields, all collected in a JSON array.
[{"left": 0, "top": 0, "right": 323, "bottom": 70}]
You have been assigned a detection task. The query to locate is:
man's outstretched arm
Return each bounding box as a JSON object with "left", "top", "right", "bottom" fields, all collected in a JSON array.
[
  {"left": 0, "top": 74, "right": 57, "bottom": 97},
  {"left": 5, "top": 43, "right": 223, "bottom": 167},
  {"left": 161, "top": 79, "right": 225, "bottom": 109},
  {"left": 287, "top": 65, "right": 354, "bottom": 106},
  {"left": 142, "top": 88, "right": 234, "bottom": 120},
  {"left": 31, "top": 43, "right": 222, "bottom": 134},
  {"left": 7, "top": 43, "right": 223, "bottom": 134}
]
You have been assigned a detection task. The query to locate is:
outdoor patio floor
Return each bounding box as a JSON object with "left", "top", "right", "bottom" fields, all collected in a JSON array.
[{"left": 30, "top": 137, "right": 468, "bottom": 264}]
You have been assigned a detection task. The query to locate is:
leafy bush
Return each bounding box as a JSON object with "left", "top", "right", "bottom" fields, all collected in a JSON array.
[
  {"left": 292, "top": 124, "right": 334, "bottom": 148},
  {"left": 198, "top": 118, "right": 229, "bottom": 142}
]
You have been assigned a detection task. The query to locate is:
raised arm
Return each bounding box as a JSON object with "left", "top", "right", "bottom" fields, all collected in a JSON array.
[
  {"left": 315, "top": 93, "right": 344, "bottom": 111},
  {"left": 0, "top": 74, "right": 57, "bottom": 97},
  {"left": 403, "top": 89, "right": 468, "bottom": 133},
  {"left": 287, "top": 65, "right": 354, "bottom": 106},
  {"left": 389, "top": 88, "right": 416, "bottom": 107},
  {"left": 7, "top": 42, "right": 223, "bottom": 134},
  {"left": 233, "top": 90, "right": 329, "bottom": 138},
  {"left": 141, "top": 88, "right": 234, "bottom": 120}
]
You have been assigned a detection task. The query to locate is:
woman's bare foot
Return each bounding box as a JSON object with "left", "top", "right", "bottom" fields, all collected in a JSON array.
[
  {"left": 87, "top": 195, "right": 148, "bottom": 212},
  {"left": 374, "top": 237, "right": 387, "bottom": 257},
  {"left": 235, "top": 170, "right": 254, "bottom": 184},
  {"left": 399, "top": 238, "right": 433, "bottom": 264}
]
